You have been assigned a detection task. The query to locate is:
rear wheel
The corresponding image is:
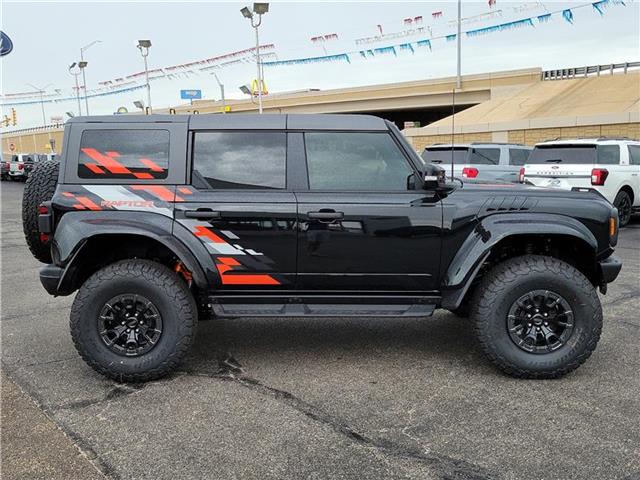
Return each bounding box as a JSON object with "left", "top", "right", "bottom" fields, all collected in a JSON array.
[
  {"left": 471, "top": 255, "right": 602, "bottom": 379},
  {"left": 70, "top": 259, "right": 197, "bottom": 382},
  {"left": 613, "top": 190, "right": 632, "bottom": 227},
  {"left": 22, "top": 160, "right": 59, "bottom": 263}
]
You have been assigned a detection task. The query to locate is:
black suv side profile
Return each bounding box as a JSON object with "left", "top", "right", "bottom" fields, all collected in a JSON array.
[{"left": 22, "top": 114, "right": 622, "bottom": 382}]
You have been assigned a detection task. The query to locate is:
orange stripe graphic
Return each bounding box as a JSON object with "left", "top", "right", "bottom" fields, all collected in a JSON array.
[
  {"left": 221, "top": 274, "right": 280, "bottom": 285},
  {"left": 85, "top": 163, "right": 105, "bottom": 174},
  {"left": 194, "top": 226, "right": 226, "bottom": 243},
  {"left": 133, "top": 172, "right": 154, "bottom": 179},
  {"left": 75, "top": 196, "right": 102, "bottom": 211},
  {"left": 130, "top": 185, "right": 181, "bottom": 201},
  {"left": 139, "top": 158, "right": 165, "bottom": 172},
  {"left": 81, "top": 148, "right": 131, "bottom": 174}
]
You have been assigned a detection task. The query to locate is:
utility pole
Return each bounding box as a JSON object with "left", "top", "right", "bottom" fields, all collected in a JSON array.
[
  {"left": 26, "top": 82, "right": 51, "bottom": 125},
  {"left": 212, "top": 72, "right": 226, "bottom": 114},
  {"left": 456, "top": 0, "right": 462, "bottom": 89},
  {"left": 80, "top": 40, "right": 101, "bottom": 115}
]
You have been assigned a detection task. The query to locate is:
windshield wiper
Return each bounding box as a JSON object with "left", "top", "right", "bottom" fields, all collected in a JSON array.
[{"left": 545, "top": 159, "right": 563, "bottom": 163}]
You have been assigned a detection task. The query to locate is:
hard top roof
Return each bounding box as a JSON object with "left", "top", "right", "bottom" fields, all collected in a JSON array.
[
  {"left": 535, "top": 137, "right": 640, "bottom": 146},
  {"left": 67, "top": 113, "right": 389, "bottom": 131}
]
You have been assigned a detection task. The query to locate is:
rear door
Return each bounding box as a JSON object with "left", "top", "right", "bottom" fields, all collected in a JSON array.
[
  {"left": 173, "top": 127, "right": 297, "bottom": 290},
  {"left": 295, "top": 130, "right": 442, "bottom": 292}
]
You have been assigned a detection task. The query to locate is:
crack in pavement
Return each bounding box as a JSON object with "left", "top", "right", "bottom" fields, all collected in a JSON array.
[
  {"left": 180, "top": 355, "right": 497, "bottom": 480},
  {"left": 51, "top": 384, "right": 145, "bottom": 411}
]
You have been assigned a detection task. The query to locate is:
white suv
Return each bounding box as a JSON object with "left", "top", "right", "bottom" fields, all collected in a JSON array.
[{"left": 521, "top": 138, "right": 640, "bottom": 226}]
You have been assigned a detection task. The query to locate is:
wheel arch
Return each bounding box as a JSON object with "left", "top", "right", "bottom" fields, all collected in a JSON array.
[
  {"left": 53, "top": 211, "right": 219, "bottom": 295},
  {"left": 441, "top": 213, "right": 598, "bottom": 309}
]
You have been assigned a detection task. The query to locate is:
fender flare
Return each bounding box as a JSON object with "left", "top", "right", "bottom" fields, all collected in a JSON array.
[
  {"left": 440, "top": 213, "right": 598, "bottom": 309},
  {"left": 52, "top": 211, "right": 219, "bottom": 293}
]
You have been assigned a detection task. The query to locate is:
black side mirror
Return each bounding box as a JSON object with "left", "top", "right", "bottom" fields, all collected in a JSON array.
[{"left": 421, "top": 163, "right": 447, "bottom": 190}]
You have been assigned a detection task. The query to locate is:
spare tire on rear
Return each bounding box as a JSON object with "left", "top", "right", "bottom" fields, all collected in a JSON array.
[{"left": 22, "top": 160, "right": 59, "bottom": 263}]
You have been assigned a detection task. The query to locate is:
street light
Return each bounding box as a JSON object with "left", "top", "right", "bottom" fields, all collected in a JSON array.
[
  {"left": 240, "top": 3, "right": 269, "bottom": 113},
  {"left": 137, "top": 40, "right": 152, "bottom": 113},
  {"left": 211, "top": 72, "right": 226, "bottom": 114},
  {"left": 25, "top": 82, "right": 52, "bottom": 126},
  {"left": 68, "top": 62, "right": 83, "bottom": 116},
  {"left": 80, "top": 40, "right": 101, "bottom": 115},
  {"left": 133, "top": 100, "right": 145, "bottom": 112}
]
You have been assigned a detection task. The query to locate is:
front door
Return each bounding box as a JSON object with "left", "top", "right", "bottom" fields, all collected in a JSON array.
[
  {"left": 295, "top": 131, "right": 442, "bottom": 292},
  {"left": 174, "top": 130, "right": 297, "bottom": 290}
]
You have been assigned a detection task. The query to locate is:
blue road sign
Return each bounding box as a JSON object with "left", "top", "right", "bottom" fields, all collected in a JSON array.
[
  {"left": 180, "top": 89, "right": 202, "bottom": 100},
  {"left": 0, "top": 31, "right": 14, "bottom": 57}
]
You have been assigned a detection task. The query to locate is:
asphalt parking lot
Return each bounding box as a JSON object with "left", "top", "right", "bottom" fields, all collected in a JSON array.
[{"left": 1, "top": 179, "right": 639, "bottom": 480}]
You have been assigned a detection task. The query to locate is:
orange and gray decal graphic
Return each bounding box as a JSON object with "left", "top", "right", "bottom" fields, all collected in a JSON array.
[
  {"left": 56, "top": 185, "right": 182, "bottom": 217},
  {"left": 180, "top": 220, "right": 281, "bottom": 285},
  {"left": 80, "top": 148, "right": 166, "bottom": 180}
]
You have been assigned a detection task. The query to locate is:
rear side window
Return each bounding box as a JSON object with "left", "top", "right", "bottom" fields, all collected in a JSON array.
[
  {"left": 192, "top": 131, "right": 286, "bottom": 189},
  {"left": 470, "top": 148, "right": 500, "bottom": 165},
  {"left": 629, "top": 145, "right": 640, "bottom": 165},
  {"left": 509, "top": 148, "right": 530, "bottom": 166},
  {"left": 596, "top": 145, "right": 620, "bottom": 165},
  {"left": 305, "top": 132, "right": 413, "bottom": 191},
  {"left": 78, "top": 130, "right": 169, "bottom": 179}
]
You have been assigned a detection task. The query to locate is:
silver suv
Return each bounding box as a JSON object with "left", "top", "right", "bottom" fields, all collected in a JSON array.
[{"left": 421, "top": 143, "right": 532, "bottom": 183}]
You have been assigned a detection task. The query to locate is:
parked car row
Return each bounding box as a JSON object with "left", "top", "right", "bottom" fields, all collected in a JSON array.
[
  {"left": 420, "top": 137, "right": 640, "bottom": 226},
  {"left": 0, "top": 153, "right": 57, "bottom": 182}
]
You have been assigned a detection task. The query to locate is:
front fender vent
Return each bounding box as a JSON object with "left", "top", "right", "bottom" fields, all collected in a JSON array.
[{"left": 480, "top": 196, "right": 537, "bottom": 215}]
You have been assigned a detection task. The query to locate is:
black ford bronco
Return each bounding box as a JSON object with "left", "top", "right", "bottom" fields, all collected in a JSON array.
[{"left": 22, "top": 114, "right": 622, "bottom": 382}]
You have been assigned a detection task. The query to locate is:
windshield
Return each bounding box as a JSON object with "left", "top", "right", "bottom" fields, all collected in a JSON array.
[
  {"left": 527, "top": 145, "right": 596, "bottom": 164},
  {"left": 421, "top": 147, "right": 468, "bottom": 165}
]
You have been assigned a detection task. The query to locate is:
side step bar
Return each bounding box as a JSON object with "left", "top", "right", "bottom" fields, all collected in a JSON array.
[{"left": 208, "top": 295, "right": 439, "bottom": 318}]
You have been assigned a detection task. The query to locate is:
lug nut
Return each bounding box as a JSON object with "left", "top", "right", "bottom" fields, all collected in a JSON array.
[
  {"left": 544, "top": 313, "right": 548, "bottom": 317},
  {"left": 544, "top": 322, "right": 548, "bottom": 326},
  {"left": 139, "top": 320, "right": 143, "bottom": 324},
  {"left": 135, "top": 328, "right": 139, "bottom": 332},
  {"left": 121, "top": 321, "right": 125, "bottom": 325},
  {"left": 536, "top": 327, "right": 541, "bottom": 331},
  {"left": 528, "top": 323, "right": 532, "bottom": 327}
]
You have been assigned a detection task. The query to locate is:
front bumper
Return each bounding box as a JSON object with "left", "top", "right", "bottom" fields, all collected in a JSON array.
[
  {"left": 598, "top": 255, "right": 622, "bottom": 284},
  {"left": 40, "top": 264, "right": 63, "bottom": 296}
]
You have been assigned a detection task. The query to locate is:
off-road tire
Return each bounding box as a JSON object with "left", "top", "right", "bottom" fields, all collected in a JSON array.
[
  {"left": 613, "top": 190, "right": 632, "bottom": 227},
  {"left": 22, "top": 160, "right": 59, "bottom": 263},
  {"left": 70, "top": 259, "right": 197, "bottom": 382},
  {"left": 471, "top": 255, "right": 602, "bottom": 379}
]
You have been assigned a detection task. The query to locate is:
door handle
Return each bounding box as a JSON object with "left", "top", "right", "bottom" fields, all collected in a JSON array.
[
  {"left": 307, "top": 210, "right": 344, "bottom": 220},
  {"left": 184, "top": 209, "right": 221, "bottom": 220}
]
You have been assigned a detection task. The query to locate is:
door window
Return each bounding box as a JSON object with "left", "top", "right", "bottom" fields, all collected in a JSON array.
[
  {"left": 628, "top": 145, "right": 640, "bottom": 165},
  {"left": 508, "top": 148, "right": 530, "bottom": 166},
  {"left": 304, "top": 132, "right": 413, "bottom": 191},
  {"left": 78, "top": 129, "right": 169, "bottom": 179},
  {"left": 192, "top": 132, "right": 286, "bottom": 189},
  {"left": 469, "top": 148, "right": 500, "bottom": 165}
]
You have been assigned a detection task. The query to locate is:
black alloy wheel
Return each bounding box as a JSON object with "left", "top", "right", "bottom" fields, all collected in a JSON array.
[
  {"left": 98, "top": 294, "right": 163, "bottom": 357},
  {"left": 615, "top": 192, "right": 632, "bottom": 227},
  {"left": 507, "top": 290, "right": 574, "bottom": 354}
]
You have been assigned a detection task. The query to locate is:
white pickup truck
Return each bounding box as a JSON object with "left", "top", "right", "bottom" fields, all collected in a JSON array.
[{"left": 521, "top": 138, "right": 640, "bottom": 226}]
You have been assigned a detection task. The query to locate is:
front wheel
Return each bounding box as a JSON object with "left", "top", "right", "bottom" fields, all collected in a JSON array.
[
  {"left": 70, "top": 259, "right": 197, "bottom": 382},
  {"left": 471, "top": 255, "right": 602, "bottom": 379}
]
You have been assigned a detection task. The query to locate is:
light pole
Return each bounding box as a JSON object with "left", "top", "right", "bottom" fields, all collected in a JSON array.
[
  {"left": 241, "top": 3, "right": 269, "bottom": 114},
  {"left": 68, "top": 62, "right": 83, "bottom": 116},
  {"left": 211, "top": 72, "right": 226, "bottom": 114},
  {"left": 137, "top": 40, "right": 152, "bottom": 113},
  {"left": 80, "top": 40, "right": 101, "bottom": 115},
  {"left": 456, "top": 0, "right": 462, "bottom": 89},
  {"left": 26, "top": 82, "right": 52, "bottom": 125}
]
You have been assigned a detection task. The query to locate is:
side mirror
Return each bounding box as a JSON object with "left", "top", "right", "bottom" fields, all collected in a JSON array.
[{"left": 421, "top": 163, "right": 447, "bottom": 190}]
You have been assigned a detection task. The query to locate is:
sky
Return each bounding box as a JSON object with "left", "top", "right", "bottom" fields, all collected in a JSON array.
[{"left": 1, "top": 0, "right": 639, "bottom": 129}]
